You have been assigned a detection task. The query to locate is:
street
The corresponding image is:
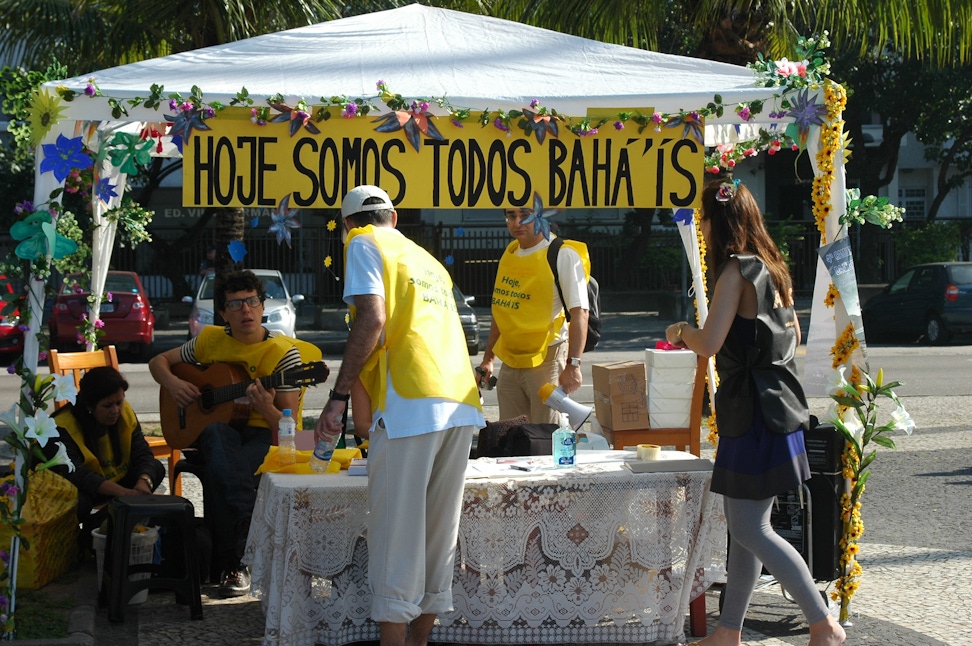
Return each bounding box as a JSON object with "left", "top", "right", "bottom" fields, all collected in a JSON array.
[{"left": 4, "top": 310, "right": 970, "bottom": 419}]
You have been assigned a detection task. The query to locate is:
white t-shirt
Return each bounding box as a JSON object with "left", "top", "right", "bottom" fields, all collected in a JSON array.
[{"left": 344, "top": 229, "right": 485, "bottom": 439}]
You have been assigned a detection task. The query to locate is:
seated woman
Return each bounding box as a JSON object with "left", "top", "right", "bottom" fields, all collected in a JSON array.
[{"left": 44, "top": 366, "right": 165, "bottom": 552}]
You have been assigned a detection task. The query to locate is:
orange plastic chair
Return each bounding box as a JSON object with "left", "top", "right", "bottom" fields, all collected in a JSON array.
[{"left": 48, "top": 346, "right": 181, "bottom": 495}]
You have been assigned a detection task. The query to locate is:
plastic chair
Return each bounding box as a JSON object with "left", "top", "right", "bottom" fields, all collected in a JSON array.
[
  {"left": 48, "top": 346, "right": 182, "bottom": 495},
  {"left": 100, "top": 495, "right": 203, "bottom": 622}
]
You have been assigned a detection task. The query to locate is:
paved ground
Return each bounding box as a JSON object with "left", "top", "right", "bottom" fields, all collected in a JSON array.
[{"left": 24, "top": 306, "right": 972, "bottom": 645}]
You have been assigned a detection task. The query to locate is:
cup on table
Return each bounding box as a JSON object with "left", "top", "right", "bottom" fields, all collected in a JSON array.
[{"left": 637, "top": 444, "right": 661, "bottom": 461}]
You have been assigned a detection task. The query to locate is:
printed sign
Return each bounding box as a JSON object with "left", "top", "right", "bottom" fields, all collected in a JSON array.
[{"left": 183, "top": 112, "right": 704, "bottom": 210}]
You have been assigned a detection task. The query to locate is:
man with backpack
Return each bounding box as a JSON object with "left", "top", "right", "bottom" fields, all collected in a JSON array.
[{"left": 477, "top": 203, "right": 592, "bottom": 424}]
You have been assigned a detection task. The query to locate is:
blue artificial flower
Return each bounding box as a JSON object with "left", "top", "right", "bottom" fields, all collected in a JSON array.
[
  {"left": 165, "top": 107, "right": 212, "bottom": 153},
  {"left": 673, "top": 208, "right": 694, "bottom": 225},
  {"left": 519, "top": 192, "right": 562, "bottom": 240},
  {"left": 787, "top": 89, "right": 828, "bottom": 149},
  {"left": 228, "top": 240, "right": 248, "bottom": 262},
  {"left": 96, "top": 178, "right": 119, "bottom": 203},
  {"left": 455, "top": 227, "right": 465, "bottom": 237},
  {"left": 39, "top": 134, "right": 93, "bottom": 183},
  {"left": 444, "top": 254, "right": 454, "bottom": 266},
  {"left": 250, "top": 216, "right": 261, "bottom": 228},
  {"left": 268, "top": 194, "right": 301, "bottom": 247}
]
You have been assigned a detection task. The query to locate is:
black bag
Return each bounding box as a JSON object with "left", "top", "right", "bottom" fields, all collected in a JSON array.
[
  {"left": 547, "top": 237, "right": 601, "bottom": 352},
  {"left": 500, "top": 423, "right": 559, "bottom": 457},
  {"left": 476, "top": 416, "right": 529, "bottom": 458}
]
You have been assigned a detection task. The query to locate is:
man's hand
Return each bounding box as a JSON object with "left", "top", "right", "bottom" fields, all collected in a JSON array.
[
  {"left": 165, "top": 378, "right": 201, "bottom": 409},
  {"left": 246, "top": 379, "right": 276, "bottom": 419},
  {"left": 315, "top": 399, "right": 346, "bottom": 442},
  {"left": 559, "top": 363, "right": 582, "bottom": 395}
]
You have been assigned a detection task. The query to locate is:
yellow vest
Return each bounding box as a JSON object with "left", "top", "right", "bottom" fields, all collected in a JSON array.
[
  {"left": 195, "top": 325, "right": 293, "bottom": 429},
  {"left": 491, "top": 238, "right": 590, "bottom": 368},
  {"left": 56, "top": 401, "right": 139, "bottom": 483},
  {"left": 345, "top": 225, "right": 481, "bottom": 411}
]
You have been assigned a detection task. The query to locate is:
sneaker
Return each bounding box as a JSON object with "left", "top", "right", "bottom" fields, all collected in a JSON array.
[{"left": 218, "top": 567, "right": 251, "bottom": 598}]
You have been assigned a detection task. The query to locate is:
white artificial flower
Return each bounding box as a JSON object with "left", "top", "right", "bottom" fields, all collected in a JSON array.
[
  {"left": 891, "top": 404, "right": 915, "bottom": 435},
  {"left": 842, "top": 412, "right": 865, "bottom": 446},
  {"left": 827, "top": 365, "right": 849, "bottom": 396},
  {"left": 821, "top": 401, "right": 843, "bottom": 426},
  {"left": 51, "top": 374, "right": 78, "bottom": 406},
  {"left": 0, "top": 403, "right": 23, "bottom": 434},
  {"left": 24, "top": 409, "right": 59, "bottom": 448},
  {"left": 44, "top": 441, "right": 75, "bottom": 473}
]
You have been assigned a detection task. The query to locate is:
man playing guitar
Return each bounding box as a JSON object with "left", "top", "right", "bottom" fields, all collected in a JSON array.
[{"left": 149, "top": 269, "right": 304, "bottom": 598}]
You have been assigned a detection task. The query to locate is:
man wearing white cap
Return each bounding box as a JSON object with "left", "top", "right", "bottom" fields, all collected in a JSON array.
[{"left": 316, "top": 185, "right": 485, "bottom": 646}]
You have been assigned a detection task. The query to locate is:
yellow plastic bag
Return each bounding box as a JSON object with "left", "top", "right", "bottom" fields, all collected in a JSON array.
[{"left": 256, "top": 446, "right": 362, "bottom": 475}]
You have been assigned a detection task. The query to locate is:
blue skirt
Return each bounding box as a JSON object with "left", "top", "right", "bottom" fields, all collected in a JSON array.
[{"left": 711, "top": 402, "right": 811, "bottom": 500}]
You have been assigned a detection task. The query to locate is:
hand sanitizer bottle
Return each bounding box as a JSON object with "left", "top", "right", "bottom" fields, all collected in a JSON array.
[{"left": 552, "top": 425, "right": 576, "bottom": 468}]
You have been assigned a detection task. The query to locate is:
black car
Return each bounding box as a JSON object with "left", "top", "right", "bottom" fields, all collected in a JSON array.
[
  {"left": 862, "top": 262, "right": 972, "bottom": 344},
  {"left": 453, "top": 285, "right": 482, "bottom": 355}
]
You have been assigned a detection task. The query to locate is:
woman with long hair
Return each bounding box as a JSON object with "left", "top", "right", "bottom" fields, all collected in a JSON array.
[
  {"left": 46, "top": 366, "right": 165, "bottom": 551},
  {"left": 666, "top": 180, "right": 845, "bottom": 646}
]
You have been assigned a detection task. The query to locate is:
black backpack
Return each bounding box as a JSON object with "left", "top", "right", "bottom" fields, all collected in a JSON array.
[{"left": 547, "top": 237, "right": 601, "bottom": 352}]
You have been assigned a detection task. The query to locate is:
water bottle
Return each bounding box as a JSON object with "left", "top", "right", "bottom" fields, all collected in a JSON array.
[
  {"left": 551, "top": 425, "right": 576, "bottom": 468},
  {"left": 277, "top": 409, "right": 297, "bottom": 466},
  {"left": 310, "top": 429, "right": 342, "bottom": 473}
]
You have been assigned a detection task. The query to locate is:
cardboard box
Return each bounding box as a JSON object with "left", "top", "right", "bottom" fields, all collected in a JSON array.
[
  {"left": 646, "top": 349, "right": 698, "bottom": 385},
  {"left": 645, "top": 348, "right": 697, "bottom": 368},
  {"left": 648, "top": 381, "right": 695, "bottom": 401},
  {"left": 592, "top": 361, "right": 649, "bottom": 431},
  {"left": 649, "top": 411, "right": 692, "bottom": 429}
]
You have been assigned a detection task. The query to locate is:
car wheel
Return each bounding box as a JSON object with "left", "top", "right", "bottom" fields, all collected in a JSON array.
[{"left": 925, "top": 313, "right": 951, "bottom": 345}]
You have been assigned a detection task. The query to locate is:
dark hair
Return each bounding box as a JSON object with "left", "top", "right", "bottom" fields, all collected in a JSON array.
[
  {"left": 701, "top": 180, "right": 793, "bottom": 307},
  {"left": 344, "top": 196, "right": 394, "bottom": 228},
  {"left": 73, "top": 367, "right": 129, "bottom": 454},
  {"left": 215, "top": 270, "right": 267, "bottom": 312}
]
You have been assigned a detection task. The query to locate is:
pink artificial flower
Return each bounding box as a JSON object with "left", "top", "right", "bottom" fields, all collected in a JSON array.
[
  {"left": 530, "top": 99, "right": 541, "bottom": 109},
  {"left": 651, "top": 112, "right": 664, "bottom": 124},
  {"left": 707, "top": 165, "right": 721, "bottom": 174},
  {"left": 94, "top": 319, "right": 105, "bottom": 329},
  {"left": 493, "top": 118, "right": 509, "bottom": 132},
  {"left": 743, "top": 147, "right": 757, "bottom": 157},
  {"left": 342, "top": 103, "right": 358, "bottom": 118},
  {"left": 84, "top": 83, "right": 96, "bottom": 97},
  {"left": 613, "top": 121, "right": 624, "bottom": 130}
]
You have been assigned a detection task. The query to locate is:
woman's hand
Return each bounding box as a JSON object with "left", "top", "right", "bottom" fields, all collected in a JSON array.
[{"left": 665, "top": 321, "right": 689, "bottom": 348}]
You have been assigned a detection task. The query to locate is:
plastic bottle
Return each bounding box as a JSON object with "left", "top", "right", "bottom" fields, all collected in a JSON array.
[
  {"left": 551, "top": 425, "right": 576, "bottom": 468},
  {"left": 310, "top": 428, "right": 343, "bottom": 473},
  {"left": 277, "top": 409, "right": 297, "bottom": 466}
]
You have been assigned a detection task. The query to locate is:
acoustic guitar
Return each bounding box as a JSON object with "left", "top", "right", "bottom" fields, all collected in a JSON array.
[{"left": 160, "top": 361, "right": 330, "bottom": 449}]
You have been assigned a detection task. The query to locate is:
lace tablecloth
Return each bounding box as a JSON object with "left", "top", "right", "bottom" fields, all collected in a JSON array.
[{"left": 245, "top": 451, "right": 726, "bottom": 646}]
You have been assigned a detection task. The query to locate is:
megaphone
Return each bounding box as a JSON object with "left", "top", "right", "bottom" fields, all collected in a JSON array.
[{"left": 538, "top": 383, "right": 593, "bottom": 431}]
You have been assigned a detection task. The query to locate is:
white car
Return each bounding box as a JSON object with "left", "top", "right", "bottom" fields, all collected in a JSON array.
[{"left": 183, "top": 269, "right": 304, "bottom": 338}]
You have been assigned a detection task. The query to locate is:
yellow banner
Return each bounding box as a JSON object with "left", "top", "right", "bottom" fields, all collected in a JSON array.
[{"left": 183, "top": 112, "right": 703, "bottom": 209}]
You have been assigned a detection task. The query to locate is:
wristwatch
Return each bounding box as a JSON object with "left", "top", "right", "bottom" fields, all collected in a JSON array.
[
  {"left": 329, "top": 389, "right": 351, "bottom": 402},
  {"left": 568, "top": 357, "right": 582, "bottom": 367},
  {"left": 139, "top": 474, "right": 153, "bottom": 489}
]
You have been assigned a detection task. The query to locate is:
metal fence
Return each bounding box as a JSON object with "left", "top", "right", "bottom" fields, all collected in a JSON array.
[{"left": 3, "top": 218, "right": 970, "bottom": 309}]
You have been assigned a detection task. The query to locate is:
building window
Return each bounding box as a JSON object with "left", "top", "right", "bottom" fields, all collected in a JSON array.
[{"left": 898, "top": 187, "right": 926, "bottom": 220}]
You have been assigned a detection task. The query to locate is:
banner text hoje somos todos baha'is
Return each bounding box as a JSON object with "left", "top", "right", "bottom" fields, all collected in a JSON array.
[{"left": 183, "top": 111, "right": 704, "bottom": 209}]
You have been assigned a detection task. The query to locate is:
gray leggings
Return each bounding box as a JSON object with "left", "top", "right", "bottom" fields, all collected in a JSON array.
[{"left": 719, "top": 496, "right": 829, "bottom": 631}]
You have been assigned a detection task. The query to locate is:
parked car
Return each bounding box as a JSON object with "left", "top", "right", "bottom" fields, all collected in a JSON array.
[
  {"left": 0, "top": 275, "right": 25, "bottom": 358},
  {"left": 49, "top": 271, "right": 156, "bottom": 356},
  {"left": 184, "top": 269, "right": 304, "bottom": 339},
  {"left": 861, "top": 262, "right": 972, "bottom": 345},
  {"left": 454, "top": 285, "right": 482, "bottom": 355}
]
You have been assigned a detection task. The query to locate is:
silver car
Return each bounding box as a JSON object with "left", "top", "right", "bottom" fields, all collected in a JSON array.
[{"left": 183, "top": 269, "right": 304, "bottom": 338}]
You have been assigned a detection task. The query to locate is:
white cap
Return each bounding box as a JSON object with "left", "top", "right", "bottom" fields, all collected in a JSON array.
[{"left": 341, "top": 185, "right": 394, "bottom": 218}]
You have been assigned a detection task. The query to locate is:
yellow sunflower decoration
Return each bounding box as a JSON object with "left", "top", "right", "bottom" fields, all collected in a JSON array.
[{"left": 27, "top": 88, "right": 69, "bottom": 147}]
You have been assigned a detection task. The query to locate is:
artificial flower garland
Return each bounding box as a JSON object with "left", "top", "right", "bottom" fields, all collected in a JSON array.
[
  {"left": 690, "top": 209, "right": 721, "bottom": 449},
  {"left": 811, "top": 80, "right": 846, "bottom": 245}
]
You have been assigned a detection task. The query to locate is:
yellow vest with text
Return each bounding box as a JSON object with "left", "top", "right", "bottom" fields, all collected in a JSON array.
[
  {"left": 195, "top": 325, "right": 293, "bottom": 429},
  {"left": 57, "top": 401, "right": 139, "bottom": 484},
  {"left": 345, "top": 225, "right": 481, "bottom": 411},
  {"left": 492, "top": 238, "right": 590, "bottom": 368}
]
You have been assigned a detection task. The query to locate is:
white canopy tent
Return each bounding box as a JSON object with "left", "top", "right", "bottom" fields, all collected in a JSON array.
[{"left": 28, "top": 4, "right": 850, "bottom": 389}]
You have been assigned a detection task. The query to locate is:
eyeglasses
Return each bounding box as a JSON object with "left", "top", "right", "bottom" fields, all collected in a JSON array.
[
  {"left": 224, "top": 296, "right": 263, "bottom": 312},
  {"left": 504, "top": 211, "right": 529, "bottom": 223}
]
